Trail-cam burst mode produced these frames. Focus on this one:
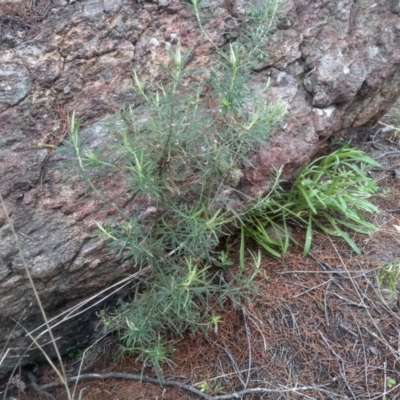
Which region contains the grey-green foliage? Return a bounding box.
[106,258,261,377]
[62,0,285,376]
[378,262,400,293]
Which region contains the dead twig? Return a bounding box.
[324,280,332,327]
[339,324,358,339]
[242,306,268,352]
[329,292,370,309]
[374,150,400,160]
[308,252,333,271]
[242,310,251,389]
[215,343,245,387]
[292,279,332,299]
[319,331,357,400]
[27,372,56,400]
[37,371,337,400]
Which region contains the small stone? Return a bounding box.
[170,33,178,43]
[149,38,160,47]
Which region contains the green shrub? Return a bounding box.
[61,0,382,374]
[61,0,284,376]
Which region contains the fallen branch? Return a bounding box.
[36,371,337,399]
[27,372,56,400]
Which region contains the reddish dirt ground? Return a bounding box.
[4,127,400,400]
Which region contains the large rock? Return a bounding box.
[0,0,400,377]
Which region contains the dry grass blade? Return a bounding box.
[0,192,74,399]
